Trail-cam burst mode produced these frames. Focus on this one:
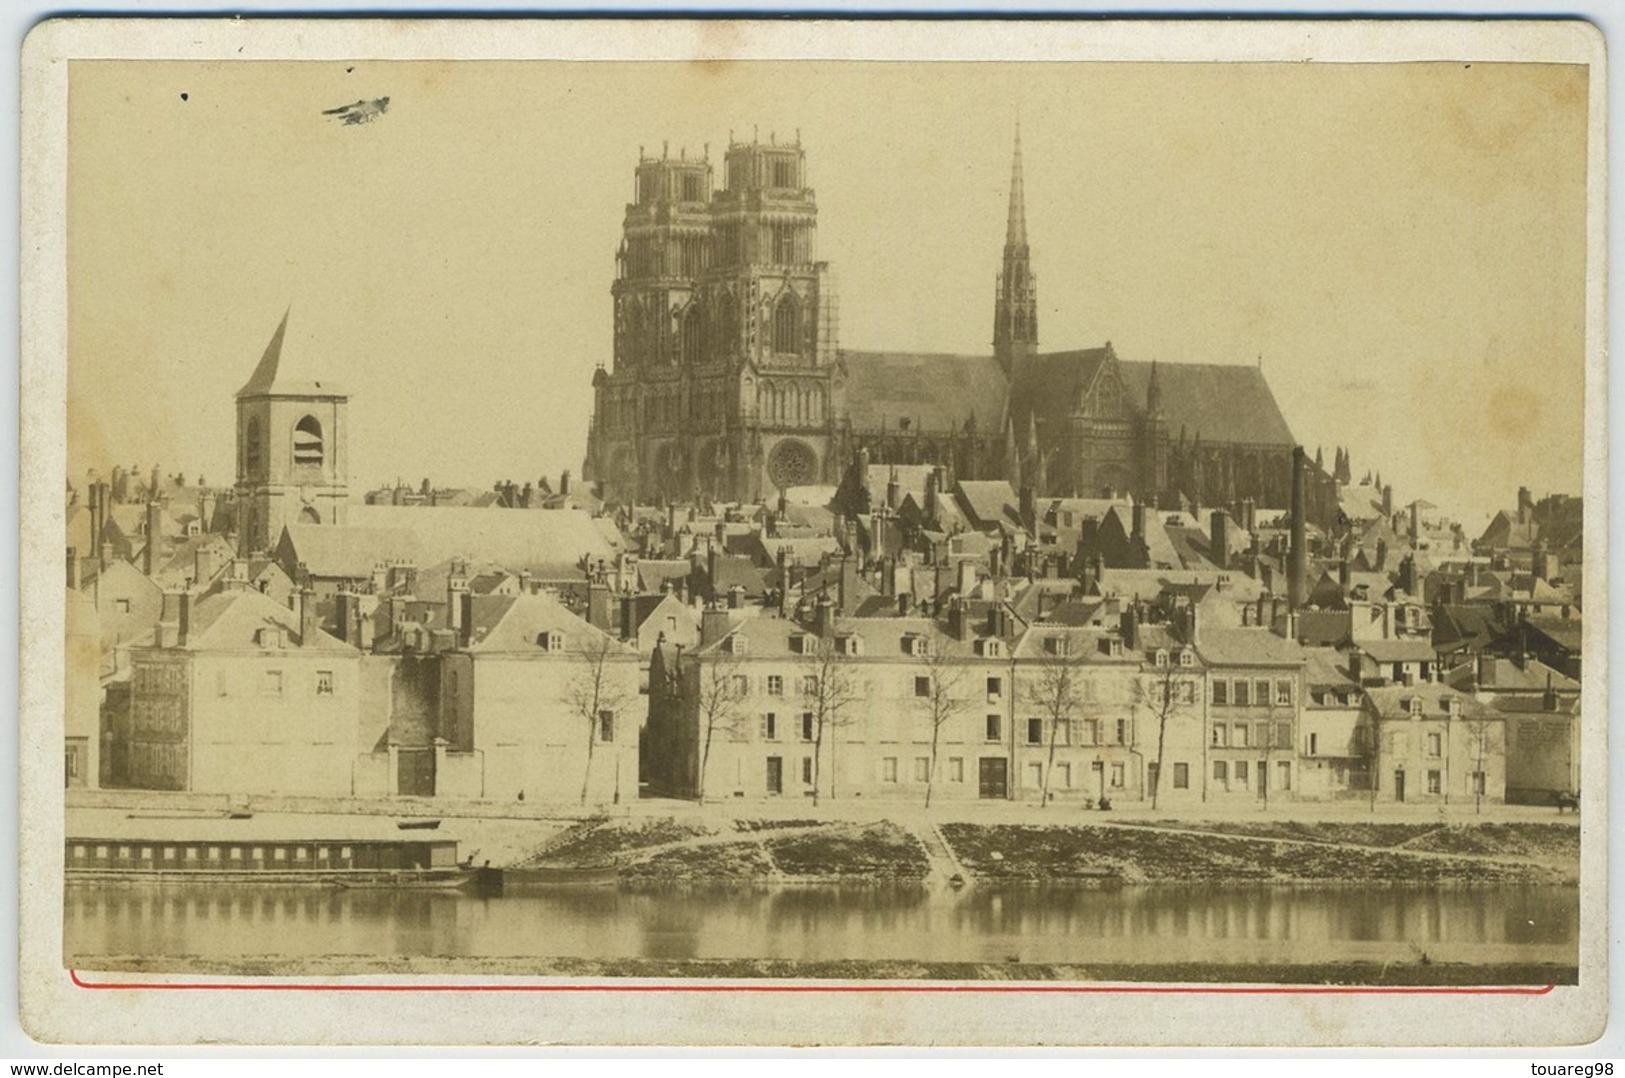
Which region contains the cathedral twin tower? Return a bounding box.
[585,127,1307,518]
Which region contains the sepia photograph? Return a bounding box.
[18,18,1607,1046]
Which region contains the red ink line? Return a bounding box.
[69,970,1556,996]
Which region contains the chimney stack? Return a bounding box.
[88,483,102,553]
[957,559,978,598]
[776,548,790,617]
[447,561,468,635]
[814,592,836,638]
[298,586,319,645]
[66,546,80,591]
[1518,485,1533,524]
[1131,500,1147,543]
[1209,511,1230,571]
[1543,671,1558,712]
[1532,540,1552,583]
[156,590,182,648]
[1381,483,1393,518]
[560,469,572,497]
[1409,501,1421,542]
[1287,446,1307,612]
[586,576,612,633]
[143,498,163,577]
[701,604,732,647]
[886,466,900,512]
[177,591,193,647]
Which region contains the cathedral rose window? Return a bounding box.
[768,439,816,491]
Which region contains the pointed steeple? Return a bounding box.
[993,121,1038,377]
[1146,359,1163,417]
[1006,120,1028,249]
[237,307,291,398]
[1004,414,1022,490]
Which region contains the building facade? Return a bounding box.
[586,130,1339,526]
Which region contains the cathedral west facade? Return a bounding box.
[584,129,1330,521]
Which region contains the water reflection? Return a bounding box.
[65,882,1578,968]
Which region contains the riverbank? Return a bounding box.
[518,816,1577,886]
[62,802,1580,886]
[68,953,1578,986]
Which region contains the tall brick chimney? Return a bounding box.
[298,586,319,646]
[143,498,162,577]
[1209,511,1229,571]
[1287,446,1307,612]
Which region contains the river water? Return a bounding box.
[65,882,1577,969]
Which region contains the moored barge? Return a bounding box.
[65,812,478,889]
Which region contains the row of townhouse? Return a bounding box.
[104,577,1542,810]
[107,583,641,804]
[645,599,1244,807]
[643,595,1535,809]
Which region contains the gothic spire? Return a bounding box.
[1006,120,1028,250]
[993,121,1038,375]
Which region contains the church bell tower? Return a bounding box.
[234,310,349,556]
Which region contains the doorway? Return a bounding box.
[978,757,1008,799]
[397,748,435,797]
[1394,769,1406,802]
[766,756,783,795]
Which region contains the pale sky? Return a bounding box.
[67,59,1589,523]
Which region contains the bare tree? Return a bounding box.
[1024,636,1082,809]
[1465,707,1498,814]
[916,645,969,809]
[566,631,634,806]
[1131,658,1198,811]
[798,635,860,806]
[694,649,749,803]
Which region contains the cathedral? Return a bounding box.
[584,128,1330,522]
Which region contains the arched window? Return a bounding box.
[681,307,704,365]
[715,292,739,357]
[244,417,262,476]
[772,294,800,356]
[293,416,324,467]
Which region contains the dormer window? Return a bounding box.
[1178,649,1194,667]
[1443,696,1460,717]
[906,635,929,658]
[790,632,811,655]
[1408,696,1423,717]
[727,634,749,656]
[1107,638,1123,657]
[254,627,283,649]
[537,630,565,653]
[837,634,863,657]
[1154,649,1169,667]
[1045,636,1065,656]
[975,638,1003,659]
